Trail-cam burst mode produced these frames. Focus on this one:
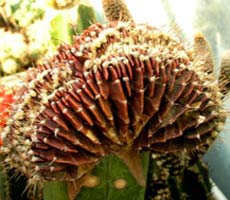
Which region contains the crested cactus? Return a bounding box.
[1,19,226,198]
[0,0,228,199]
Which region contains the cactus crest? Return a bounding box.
[0,20,226,188]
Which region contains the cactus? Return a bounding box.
[0,157,10,200]
[218,50,230,98]
[50,14,74,47]
[76,4,97,34]
[47,0,79,9]
[145,149,217,200]
[0,85,14,133]
[43,181,69,200]
[193,32,215,75]
[0,0,45,29]
[77,153,149,200]
[1,18,226,199]
[102,0,134,22]
[0,0,51,76]
[0,0,228,200]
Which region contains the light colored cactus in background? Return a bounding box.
[102,0,134,22]
[0,29,28,75]
[47,0,79,9]
[0,0,45,28]
[218,50,230,98]
[193,32,215,75]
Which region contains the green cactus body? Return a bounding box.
[0,157,10,200]
[43,181,69,200]
[76,4,97,34]
[50,14,74,47]
[77,152,149,200]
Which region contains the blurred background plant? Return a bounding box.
[0,0,97,76]
[0,0,47,75]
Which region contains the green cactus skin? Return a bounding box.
[218,50,230,98]
[50,14,74,47]
[77,152,150,200]
[76,4,96,34]
[42,152,150,200]
[43,181,69,200]
[0,158,10,200]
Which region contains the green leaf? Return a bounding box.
[77,152,150,200]
[50,14,74,47]
[43,181,69,200]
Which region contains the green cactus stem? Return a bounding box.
[42,152,149,200]
[77,152,150,200]
[43,181,69,200]
[76,4,96,34]
[0,158,10,200]
[50,14,74,47]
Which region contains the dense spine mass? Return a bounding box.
[0,21,225,182]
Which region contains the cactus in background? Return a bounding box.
[47,0,79,9]
[193,32,215,75]
[0,85,15,200]
[146,149,216,199]
[50,14,74,47]
[0,0,50,76]
[0,157,10,200]
[102,0,134,22]
[76,3,97,33]
[0,29,28,75]
[0,85,14,133]
[218,50,230,98]
[0,0,45,29]
[194,0,230,66]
